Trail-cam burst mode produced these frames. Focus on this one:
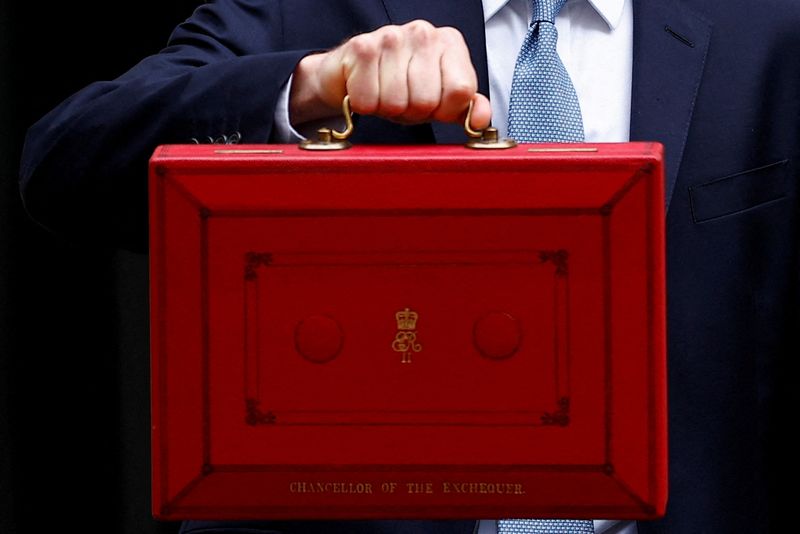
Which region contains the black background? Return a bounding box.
[3,3,795,534]
[1,2,203,533]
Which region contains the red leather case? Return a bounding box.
[149,142,667,520]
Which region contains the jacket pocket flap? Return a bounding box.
[689,159,789,223]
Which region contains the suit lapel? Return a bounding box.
[630,0,712,212]
[381,0,489,143]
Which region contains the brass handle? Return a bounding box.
[464,99,483,139]
[464,100,517,149]
[299,95,355,150]
[331,95,354,140]
[301,95,516,150]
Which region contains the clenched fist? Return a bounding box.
[290,20,492,131]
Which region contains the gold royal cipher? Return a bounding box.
[392,307,422,364]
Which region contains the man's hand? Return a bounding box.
[290,20,491,132]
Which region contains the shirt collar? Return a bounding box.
[483,0,626,30]
[482,0,512,22]
[586,0,626,30]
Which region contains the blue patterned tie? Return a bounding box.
[507,0,584,142]
[500,3,591,531]
[497,519,594,534]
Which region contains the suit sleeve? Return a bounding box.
[18,0,313,251]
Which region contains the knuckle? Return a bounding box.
[438,26,466,46]
[444,78,475,101]
[409,97,438,116]
[405,19,435,41]
[379,26,404,49]
[348,95,379,115]
[345,84,379,114]
[378,97,408,117]
[347,34,378,60]
[379,105,406,118]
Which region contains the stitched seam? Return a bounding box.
[380,0,393,22]
[691,159,789,190]
[688,184,700,223]
[692,194,787,224]
[665,15,713,213]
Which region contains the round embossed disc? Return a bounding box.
[473,312,522,360]
[294,315,344,364]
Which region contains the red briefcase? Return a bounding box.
[148,129,667,520]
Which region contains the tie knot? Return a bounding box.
[531,0,568,24]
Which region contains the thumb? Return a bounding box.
[466,93,492,132]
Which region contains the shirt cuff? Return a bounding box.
[272,74,304,143]
[272,73,347,143]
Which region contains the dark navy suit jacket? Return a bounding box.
[19,1,800,532]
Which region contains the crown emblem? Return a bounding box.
[393,307,421,364]
[395,308,418,331]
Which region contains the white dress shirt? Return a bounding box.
[481,4,635,533]
[276,2,638,532]
[484,0,632,142]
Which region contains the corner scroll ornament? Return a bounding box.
[541,397,571,426]
[244,252,273,280]
[539,250,569,276]
[246,398,277,426]
[391,308,422,364]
